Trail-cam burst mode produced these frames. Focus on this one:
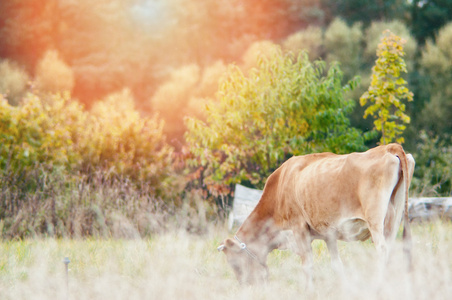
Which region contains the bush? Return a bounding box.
[185,49,366,198]
[0,59,30,105]
[150,62,227,146]
[83,89,176,196]
[0,92,86,236]
[0,92,83,181]
[34,50,74,94]
[411,132,452,196]
[282,26,324,61]
[324,18,363,81]
[0,89,182,238]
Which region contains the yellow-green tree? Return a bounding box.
[185,49,365,197]
[360,30,413,145]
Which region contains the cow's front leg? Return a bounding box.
[325,237,343,275]
[293,223,313,290]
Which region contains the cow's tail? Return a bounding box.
[388,143,413,271]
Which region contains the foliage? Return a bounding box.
[360,30,413,145]
[411,131,451,196]
[1,0,452,236]
[324,18,363,81]
[0,0,328,103]
[282,26,324,61]
[0,0,451,149]
[363,21,416,70]
[323,0,409,26]
[34,50,74,94]
[0,0,58,69]
[0,59,30,105]
[0,92,83,179]
[419,22,452,140]
[0,89,178,197]
[408,0,452,44]
[241,41,282,72]
[185,49,365,196]
[149,62,227,147]
[0,89,184,238]
[84,89,175,195]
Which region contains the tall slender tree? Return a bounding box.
[360,30,413,145]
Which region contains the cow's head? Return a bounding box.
[217,237,268,285]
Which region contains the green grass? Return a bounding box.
[0,222,451,299]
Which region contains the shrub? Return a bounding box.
[150,62,227,146]
[82,89,176,196]
[0,92,86,236]
[0,89,183,238]
[0,92,84,181]
[411,132,452,196]
[324,18,363,81]
[282,26,324,61]
[185,49,366,199]
[34,50,74,94]
[0,59,30,105]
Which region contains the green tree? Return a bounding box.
[322,0,408,26]
[282,26,324,61]
[185,49,365,197]
[411,131,451,196]
[408,0,452,44]
[419,22,452,141]
[360,30,413,145]
[324,18,363,81]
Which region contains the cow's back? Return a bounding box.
[259,146,403,240]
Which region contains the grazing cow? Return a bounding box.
[217,143,415,285]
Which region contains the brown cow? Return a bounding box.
[218,143,415,285]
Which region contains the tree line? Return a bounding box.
[0,0,451,237]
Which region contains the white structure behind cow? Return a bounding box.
[228,184,263,230]
[409,197,452,221]
[230,187,452,229]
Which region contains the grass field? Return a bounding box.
[0,221,451,300]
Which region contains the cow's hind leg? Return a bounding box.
[293,223,314,290]
[367,218,389,265]
[364,161,399,265]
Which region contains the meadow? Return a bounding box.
[1,220,451,300]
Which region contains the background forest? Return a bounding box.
[0,0,452,238]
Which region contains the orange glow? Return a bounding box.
[0,0,320,144]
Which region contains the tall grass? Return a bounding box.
[0,167,214,239]
[0,221,451,300]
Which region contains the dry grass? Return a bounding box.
[0,221,451,300]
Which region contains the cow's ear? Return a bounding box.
[225,238,235,248]
[217,239,233,252]
[224,238,242,252]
